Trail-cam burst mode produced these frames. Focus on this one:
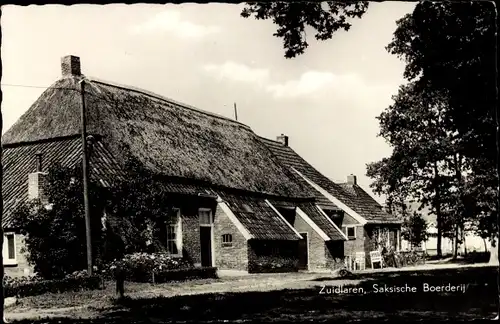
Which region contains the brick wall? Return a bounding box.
[343,225,403,268]
[343,225,366,256]
[294,214,327,271]
[4,234,34,278]
[213,203,248,271]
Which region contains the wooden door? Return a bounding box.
[200,226,212,267]
[298,233,308,270]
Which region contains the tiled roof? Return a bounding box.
[268,199,346,241]
[1,135,125,228]
[259,137,401,225]
[337,183,402,224]
[260,137,340,209]
[1,135,215,228]
[218,191,301,241]
[298,204,346,241]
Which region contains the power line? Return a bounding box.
[0,82,125,105]
[1,83,79,91]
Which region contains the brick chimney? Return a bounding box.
[276,134,289,146]
[28,154,48,204]
[61,55,81,77]
[347,174,357,185]
[35,151,43,172]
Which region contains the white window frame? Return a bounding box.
[3,232,17,266]
[166,208,182,257]
[344,225,357,240]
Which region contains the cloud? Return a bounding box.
[203,62,383,100]
[266,71,347,98]
[131,10,221,38]
[203,61,270,84]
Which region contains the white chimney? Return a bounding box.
[28,171,48,203]
[28,153,48,203]
[347,174,357,185]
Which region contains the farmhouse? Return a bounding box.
[2,55,351,277]
[260,136,403,268]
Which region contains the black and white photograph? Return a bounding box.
[0,1,498,323]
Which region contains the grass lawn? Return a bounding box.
[7,266,499,323]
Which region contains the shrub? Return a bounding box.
[248,256,299,273]
[3,275,41,288]
[384,250,426,268]
[4,275,102,298]
[104,252,193,282]
[153,267,218,283]
[463,251,490,263]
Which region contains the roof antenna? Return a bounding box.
[234,102,238,121]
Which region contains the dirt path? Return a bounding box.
[6,273,346,321]
[8,263,488,322]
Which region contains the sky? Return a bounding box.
[0,2,416,203]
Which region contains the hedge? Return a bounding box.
[4,275,103,298]
[248,256,299,273]
[125,266,218,283]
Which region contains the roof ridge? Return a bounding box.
[85,76,252,130]
[256,135,281,144]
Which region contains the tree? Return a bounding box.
[11,157,179,280]
[241,2,369,58]
[401,212,428,249]
[11,165,106,279]
[386,1,498,262]
[103,157,177,255]
[367,82,458,258]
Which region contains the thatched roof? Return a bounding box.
[2,74,314,199]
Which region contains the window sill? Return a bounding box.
[3,261,18,267]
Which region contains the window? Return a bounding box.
[345,226,356,239]
[277,207,296,226]
[270,246,280,256]
[322,209,343,227]
[222,234,233,247]
[199,209,212,226]
[3,233,17,265]
[166,209,182,257]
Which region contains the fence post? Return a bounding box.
[116,268,125,299]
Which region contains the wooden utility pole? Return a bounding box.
[234,102,238,121]
[80,79,93,276]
